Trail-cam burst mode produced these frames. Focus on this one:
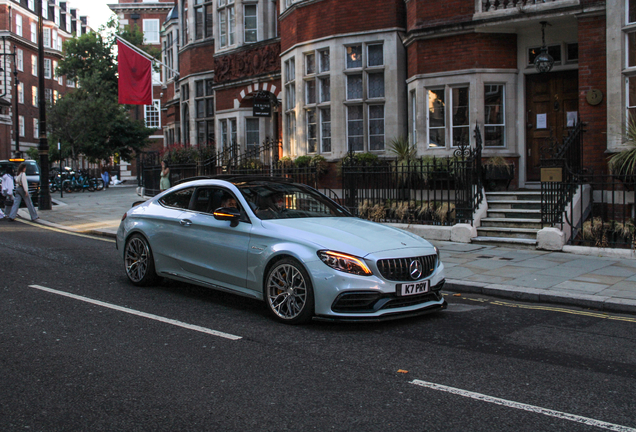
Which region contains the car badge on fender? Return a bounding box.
[409,260,423,280]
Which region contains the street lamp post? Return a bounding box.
[13,45,20,158]
[37,0,51,210]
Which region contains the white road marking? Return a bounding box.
[29,285,242,341]
[411,380,636,432]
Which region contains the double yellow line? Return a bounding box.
[457,294,636,323]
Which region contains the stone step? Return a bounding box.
[471,236,537,249]
[487,209,542,219]
[476,227,538,240]
[488,200,541,210]
[481,217,543,229]
[486,191,542,201]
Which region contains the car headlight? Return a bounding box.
[434,246,441,267]
[318,251,372,276]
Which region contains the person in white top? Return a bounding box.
[1,165,15,217]
[7,162,38,222]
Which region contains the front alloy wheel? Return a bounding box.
[265,258,314,324]
[124,234,158,286]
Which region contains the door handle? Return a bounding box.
[180,219,192,227]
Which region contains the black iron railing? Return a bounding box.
[562,173,636,249]
[340,125,483,226]
[540,121,585,227]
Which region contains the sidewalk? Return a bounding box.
[19,185,636,315]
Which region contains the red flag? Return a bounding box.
[117,39,152,105]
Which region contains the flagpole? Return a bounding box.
[115,35,179,78]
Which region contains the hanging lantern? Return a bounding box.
[534,22,554,74]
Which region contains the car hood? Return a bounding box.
[262,217,433,257]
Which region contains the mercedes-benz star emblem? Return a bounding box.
[409,260,423,280]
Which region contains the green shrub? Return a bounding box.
[293,155,312,167]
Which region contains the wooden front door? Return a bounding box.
[525,70,579,181]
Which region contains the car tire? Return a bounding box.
[124,234,159,286]
[264,258,314,324]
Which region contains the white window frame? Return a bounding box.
[245,118,260,151]
[31,55,37,76]
[41,2,48,20]
[218,0,236,48]
[16,49,23,71]
[346,105,364,152]
[52,30,58,51]
[28,0,35,10]
[368,105,385,151]
[55,7,60,26]
[320,107,331,153]
[34,118,39,138]
[31,22,37,42]
[344,43,385,152]
[450,86,470,148]
[306,108,317,153]
[143,19,160,44]
[44,28,51,48]
[44,58,52,79]
[19,116,25,137]
[484,84,506,148]
[16,15,22,37]
[144,99,161,129]
[427,88,445,149]
[244,4,257,43]
[32,85,38,107]
[410,90,417,145]
[18,83,24,104]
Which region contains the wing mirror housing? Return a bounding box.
[213,207,241,227]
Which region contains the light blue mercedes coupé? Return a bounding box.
[117,177,447,324]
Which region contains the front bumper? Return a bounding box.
[306,258,446,321]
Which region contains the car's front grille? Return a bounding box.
[331,280,445,313]
[377,254,437,281]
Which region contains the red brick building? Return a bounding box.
[405,0,607,188]
[0,0,90,160]
[114,0,628,189]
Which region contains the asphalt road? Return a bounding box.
[1,220,635,432]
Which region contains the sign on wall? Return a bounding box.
[253,93,271,117]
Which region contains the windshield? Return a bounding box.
[25,162,40,176]
[236,181,350,220]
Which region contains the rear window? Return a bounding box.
[158,187,194,210]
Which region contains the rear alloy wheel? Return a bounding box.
[124,234,159,286]
[265,258,314,324]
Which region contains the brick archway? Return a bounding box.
[234,83,281,108]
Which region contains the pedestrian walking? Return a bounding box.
[160,161,170,192]
[1,166,15,217]
[7,163,38,222]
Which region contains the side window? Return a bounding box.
[159,187,195,209]
[194,187,242,215]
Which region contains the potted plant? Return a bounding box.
[388,137,420,196]
[609,114,636,189]
[482,156,515,190]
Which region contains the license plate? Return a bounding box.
[397,281,429,296]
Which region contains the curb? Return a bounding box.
[444,279,636,315]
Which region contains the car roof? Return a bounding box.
[175,175,296,187]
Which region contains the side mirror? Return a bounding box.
[213,206,241,227]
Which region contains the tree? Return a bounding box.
[49,21,157,166]
[48,74,152,165]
